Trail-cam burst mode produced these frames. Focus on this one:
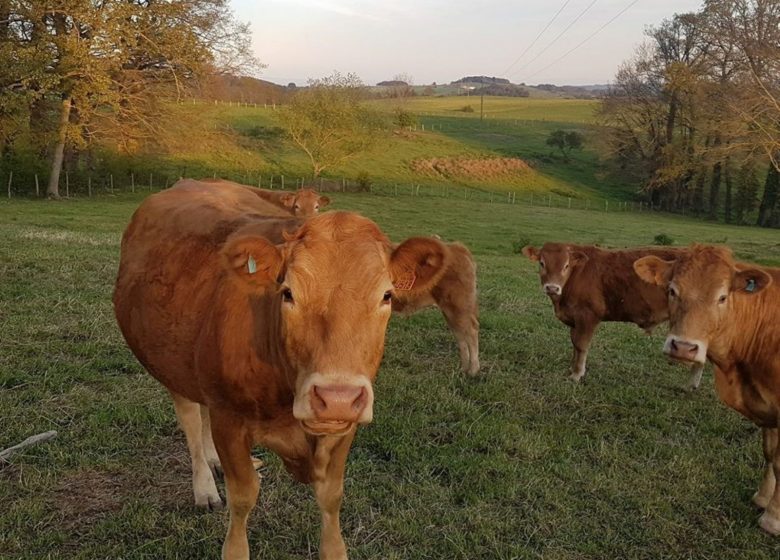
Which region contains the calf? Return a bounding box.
[113,179,449,559]
[634,245,779,535]
[392,241,480,375]
[522,242,704,387]
[199,178,330,217]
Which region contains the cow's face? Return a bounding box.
[281,189,330,218]
[634,246,772,364]
[223,212,448,436]
[522,243,587,298]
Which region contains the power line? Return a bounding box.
[501,0,573,76]
[510,0,598,79]
[521,0,642,82]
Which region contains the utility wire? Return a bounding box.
[510,0,598,79]
[501,0,573,76]
[521,0,642,82]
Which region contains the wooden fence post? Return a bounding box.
[34,174,39,197]
[269,176,274,189]
[110,174,114,193]
[149,173,152,190]
[131,173,135,193]
[7,171,12,198]
[281,175,284,190]
[88,176,92,197]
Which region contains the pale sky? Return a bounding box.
[232,0,704,86]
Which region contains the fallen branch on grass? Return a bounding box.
[0,430,58,464]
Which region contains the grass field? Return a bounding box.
[2,191,780,559]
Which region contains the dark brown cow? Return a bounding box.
[634,245,780,535]
[522,242,704,387]
[392,241,479,375]
[199,178,330,218]
[113,179,450,559]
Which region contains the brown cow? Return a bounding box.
[113,179,450,559]
[392,241,480,375]
[199,178,330,218]
[522,242,704,388]
[634,245,779,535]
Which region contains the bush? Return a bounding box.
[460,105,474,113]
[394,109,418,128]
[355,171,372,192]
[653,233,674,246]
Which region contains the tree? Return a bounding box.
[279,72,386,177]
[0,0,258,198]
[546,130,584,161]
[734,159,760,223]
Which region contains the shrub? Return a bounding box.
[460,105,474,113]
[394,109,418,128]
[653,233,674,246]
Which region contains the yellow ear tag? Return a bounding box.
[247,255,257,275]
[394,270,416,291]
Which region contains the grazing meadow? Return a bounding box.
[2,190,780,559]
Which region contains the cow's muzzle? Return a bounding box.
[294,374,374,435]
[664,335,706,364]
[544,283,562,296]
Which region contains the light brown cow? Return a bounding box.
[392,241,480,375]
[199,178,330,218]
[522,242,704,388]
[634,244,780,535]
[113,179,450,559]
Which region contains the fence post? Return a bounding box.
[568,197,571,209]
[7,171,12,198]
[281,175,284,190]
[342,177,345,192]
[416,185,420,196]
[394,184,398,196]
[131,173,135,193]
[149,173,152,190]
[35,174,39,197]
[269,176,274,189]
[605,200,608,212]
[110,174,114,193]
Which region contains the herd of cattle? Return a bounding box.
[112,178,779,559]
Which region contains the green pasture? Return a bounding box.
[83,96,617,201]
[2,190,780,559]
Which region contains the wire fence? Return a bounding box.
[1,169,662,214]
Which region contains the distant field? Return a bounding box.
[2,191,780,559]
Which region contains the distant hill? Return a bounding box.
[473,83,530,97]
[452,76,510,85]
[377,80,409,87]
[532,83,606,99]
[199,74,288,104]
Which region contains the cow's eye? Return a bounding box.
[282,288,294,303]
[668,286,678,298]
[563,263,569,271]
[314,205,319,210]
[539,261,545,269]
[294,204,301,210]
[718,294,728,304]
[382,291,392,304]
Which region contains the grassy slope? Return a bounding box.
[143,97,619,201]
[2,192,780,559]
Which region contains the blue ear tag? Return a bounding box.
[746,278,756,293]
[247,255,257,275]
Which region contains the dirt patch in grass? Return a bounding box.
[411,156,532,181]
[50,436,193,532]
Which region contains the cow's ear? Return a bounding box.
[570,251,588,265]
[280,193,295,208]
[221,235,283,291]
[521,245,539,261]
[634,256,673,286]
[390,237,449,294]
[318,195,331,208]
[733,268,772,294]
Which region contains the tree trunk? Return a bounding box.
[47,96,71,199]
[757,161,779,227]
[723,156,733,223]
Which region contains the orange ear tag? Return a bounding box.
[394,270,416,291]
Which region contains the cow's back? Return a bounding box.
[563,247,681,327]
[113,180,300,402]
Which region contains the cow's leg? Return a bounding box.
[312,430,356,560]
[759,428,780,535]
[754,428,778,509]
[170,392,222,510]
[687,362,705,391]
[440,303,480,376]
[569,319,597,381]
[200,405,222,476]
[212,413,260,560]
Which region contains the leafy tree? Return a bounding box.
[734,160,760,223]
[546,130,584,161]
[279,72,385,177]
[0,0,257,198]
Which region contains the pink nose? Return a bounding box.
[311,384,367,422]
[669,338,699,361]
[544,283,561,296]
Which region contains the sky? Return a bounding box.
[232,0,704,86]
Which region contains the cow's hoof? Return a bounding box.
[759,511,780,535]
[686,382,700,392]
[195,492,224,511]
[753,491,771,510]
[568,372,585,382]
